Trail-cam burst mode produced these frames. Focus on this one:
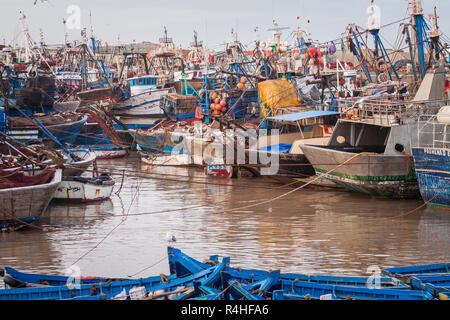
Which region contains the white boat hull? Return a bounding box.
[53,179,115,202]
[114,88,170,117]
[0,169,62,231]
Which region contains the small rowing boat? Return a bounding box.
[53,173,115,202]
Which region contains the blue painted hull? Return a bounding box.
[384,263,450,275]
[168,247,408,288]
[44,117,87,146]
[0,266,131,288]
[2,248,448,300]
[0,265,217,300]
[412,147,450,208]
[276,279,432,300]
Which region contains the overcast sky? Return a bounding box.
[1,0,449,51]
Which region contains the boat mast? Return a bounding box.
[19,12,36,63]
[410,0,427,79]
[367,0,399,82]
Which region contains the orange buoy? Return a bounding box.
[210,103,216,109]
[212,110,221,116]
[237,82,244,89]
[220,99,226,107]
[214,98,221,104]
[240,76,247,83]
[221,106,227,112]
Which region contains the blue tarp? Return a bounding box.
[267,110,339,122]
[259,144,292,154]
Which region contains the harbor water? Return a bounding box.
[1,153,449,280]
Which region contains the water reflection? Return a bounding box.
[0,156,449,279]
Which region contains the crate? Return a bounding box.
[162,94,198,115]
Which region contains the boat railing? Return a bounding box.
[350,97,449,126]
[415,104,450,149]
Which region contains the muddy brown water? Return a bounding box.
[1,153,449,281]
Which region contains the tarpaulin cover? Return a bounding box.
[0,167,55,190]
[259,143,292,154]
[258,79,300,108]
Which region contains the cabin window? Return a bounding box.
[138,79,143,85]
[329,121,391,153]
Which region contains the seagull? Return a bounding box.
[166,232,176,243]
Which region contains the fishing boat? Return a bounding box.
[300,64,448,199]
[61,149,97,177]
[76,87,115,106]
[139,151,203,168]
[53,100,81,113]
[0,167,62,231]
[74,145,128,159]
[272,280,432,300]
[6,113,87,146]
[0,266,130,288]
[53,173,115,202]
[2,247,447,301]
[384,263,450,276]
[0,262,223,300]
[168,247,440,300]
[247,109,338,179]
[411,106,450,208]
[113,75,172,119]
[168,247,407,288]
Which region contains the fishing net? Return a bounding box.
[0,167,56,190]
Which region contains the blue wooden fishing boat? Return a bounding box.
[383,263,450,276]
[2,247,446,300]
[168,247,408,288]
[0,266,129,288]
[168,248,436,301]
[274,279,433,300]
[0,262,223,300]
[409,275,450,300]
[410,274,450,288]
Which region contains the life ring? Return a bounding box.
[377,72,388,83]
[376,59,387,73]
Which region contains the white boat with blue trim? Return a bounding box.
[113,75,173,118]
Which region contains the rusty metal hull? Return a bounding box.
[300,145,420,199]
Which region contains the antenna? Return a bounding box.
[89,10,94,38]
[267,20,290,52]
[367,0,381,31]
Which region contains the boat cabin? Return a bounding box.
[255,110,339,153]
[127,75,161,96]
[326,119,420,156]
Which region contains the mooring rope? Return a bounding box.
[375,180,450,221]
